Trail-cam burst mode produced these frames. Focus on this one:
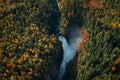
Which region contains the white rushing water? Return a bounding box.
[57,31,82,80]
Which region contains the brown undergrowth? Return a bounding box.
[77,28,89,70]
[88,0,102,8]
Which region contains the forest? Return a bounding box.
[0,0,120,80]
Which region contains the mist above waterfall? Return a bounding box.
[57,25,83,80]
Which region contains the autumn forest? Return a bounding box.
[0,0,120,80]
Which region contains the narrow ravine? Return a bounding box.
[57,25,83,80]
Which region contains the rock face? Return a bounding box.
[65,24,82,43]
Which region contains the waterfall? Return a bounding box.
[57,33,82,80]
